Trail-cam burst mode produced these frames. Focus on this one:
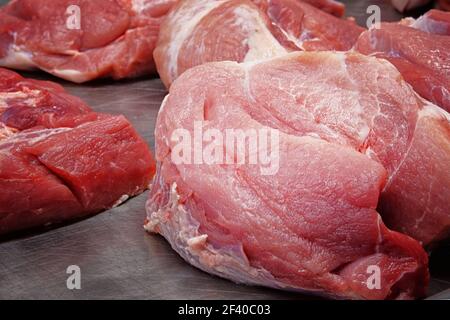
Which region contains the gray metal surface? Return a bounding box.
[0,0,449,300]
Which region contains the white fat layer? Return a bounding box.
[157,95,171,148]
[132,0,172,13]
[145,181,351,299]
[164,0,226,81]
[0,127,72,147]
[230,6,287,62]
[112,194,130,208]
[47,68,90,84]
[132,0,151,13]
[399,17,416,26]
[0,90,43,109]
[0,45,35,70]
[418,100,450,122]
[0,33,89,82]
[277,27,307,51]
[341,53,373,142]
[158,94,170,116]
[144,183,286,287]
[412,15,449,35]
[0,123,17,140]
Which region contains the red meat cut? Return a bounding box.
[0,0,177,83]
[154,0,364,88]
[0,68,156,235]
[146,51,445,299]
[355,16,450,113]
[298,0,345,17]
[403,9,450,35]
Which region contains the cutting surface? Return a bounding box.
[0,0,448,299]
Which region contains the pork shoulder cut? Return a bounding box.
[154,0,364,88]
[145,51,444,299]
[0,68,156,235]
[0,0,177,83]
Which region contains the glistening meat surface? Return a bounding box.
[145,52,438,299]
[0,68,156,235]
[355,16,450,113]
[154,0,364,88]
[0,0,177,83]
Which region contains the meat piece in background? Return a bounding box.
[154,0,364,88]
[276,0,345,17]
[145,51,447,299]
[355,16,450,113]
[440,0,450,10]
[0,68,156,235]
[0,0,177,83]
[391,0,450,12]
[402,9,450,34]
[391,0,431,12]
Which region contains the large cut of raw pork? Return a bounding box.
[0,68,156,235]
[154,0,364,88]
[0,0,176,83]
[355,14,450,113]
[144,51,450,299]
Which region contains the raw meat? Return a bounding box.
[299,0,345,17]
[391,0,431,12]
[0,0,177,83]
[0,68,156,235]
[154,0,364,88]
[440,0,450,10]
[355,20,450,113]
[403,9,450,35]
[391,0,450,11]
[146,52,441,299]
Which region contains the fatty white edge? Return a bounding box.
[112,194,130,208]
[144,181,348,299]
[418,97,450,122]
[0,35,89,82]
[46,68,90,84]
[0,127,72,146]
[164,0,227,81]
[0,43,35,70]
[230,6,287,62]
